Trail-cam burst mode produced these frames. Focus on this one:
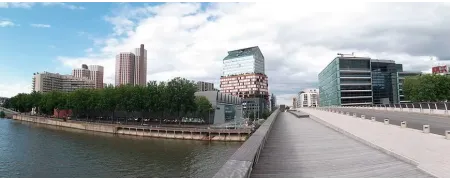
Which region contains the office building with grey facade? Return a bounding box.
[194,90,242,125]
[196,81,215,92]
[318,55,421,106]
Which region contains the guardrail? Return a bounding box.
[320,102,450,116]
[213,109,281,178]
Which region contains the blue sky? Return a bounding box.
[0,2,212,88]
[0,3,131,78]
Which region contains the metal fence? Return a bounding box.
[353,102,448,110]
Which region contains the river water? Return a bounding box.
[0,118,242,178]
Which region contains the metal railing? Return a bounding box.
[320,102,450,115]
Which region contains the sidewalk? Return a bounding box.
[301,108,450,178]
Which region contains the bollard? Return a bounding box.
[353,113,356,117]
[400,121,407,128]
[446,131,450,140]
[346,112,350,115]
[361,115,365,119]
[384,118,389,125]
[371,117,376,122]
[423,125,430,134]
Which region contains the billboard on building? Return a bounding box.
[432,65,448,74]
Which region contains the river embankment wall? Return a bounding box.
[12,114,250,142]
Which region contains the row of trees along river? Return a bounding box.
[403,74,450,102]
[3,77,217,125]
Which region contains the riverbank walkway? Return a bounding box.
[249,112,431,178]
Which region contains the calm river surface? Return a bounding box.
[0,118,242,178]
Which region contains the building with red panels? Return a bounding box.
[220,73,269,99]
[220,46,269,118]
[432,65,449,75]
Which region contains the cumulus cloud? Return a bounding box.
[0,2,84,10]
[30,23,51,28]
[41,2,85,10]
[57,2,450,105]
[0,2,35,9]
[0,20,15,27]
[0,83,31,98]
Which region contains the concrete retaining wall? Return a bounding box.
[13,114,117,133]
[12,114,249,142]
[213,109,281,178]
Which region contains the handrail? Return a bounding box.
[213,109,280,178]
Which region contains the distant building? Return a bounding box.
[270,93,276,111]
[88,65,104,89]
[194,90,242,124]
[73,64,104,89]
[298,89,319,107]
[431,65,449,75]
[115,44,147,86]
[72,64,90,79]
[197,81,215,92]
[220,46,269,117]
[32,71,95,93]
[115,52,135,86]
[318,54,420,106]
[292,97,297,109]
[134,44,147,86]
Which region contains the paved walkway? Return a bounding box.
[250,112,431,178]
[302,108,450,178]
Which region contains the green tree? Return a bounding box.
[0,111,5,118]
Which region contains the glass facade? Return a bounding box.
[318,58,340,106]
[338,58,372,106]
[224,104,236,122]
[222,46,265,76]
[223,55,261,76]
[319,56,418,107]
[371,60,397,105]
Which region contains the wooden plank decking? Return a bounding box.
[250,112,433,178]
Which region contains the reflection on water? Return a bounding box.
[0,118,242,178]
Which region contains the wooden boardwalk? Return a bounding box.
[250,112,432,178]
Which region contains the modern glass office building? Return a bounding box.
[318,55,419,106]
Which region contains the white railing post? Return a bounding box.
[445,103,448,115]
[435,103,438,114]
[428,103,431,114]
[411,103,414,112]
[420,103,423,113]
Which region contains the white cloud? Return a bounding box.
[0,20,15,27]
[41,2,85,10]
[0,2,84,10]
[30,23,51,28]
[0,83,31,98]
[53,2,450,105]
[0,2,35,9]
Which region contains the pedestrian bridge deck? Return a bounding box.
[250,112,431,178]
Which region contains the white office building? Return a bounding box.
[297,88,319,107]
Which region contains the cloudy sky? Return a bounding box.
[0,2,448,105]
